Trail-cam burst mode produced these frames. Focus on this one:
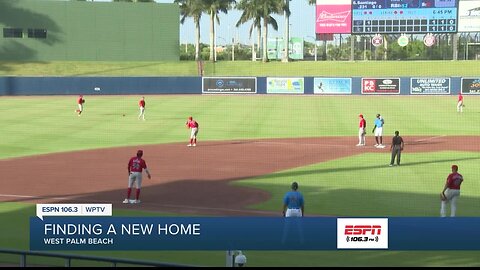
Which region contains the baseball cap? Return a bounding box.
[188,116,193,120]
[137,150,143,156]
[359,114,363,118]
[452,165,458,170]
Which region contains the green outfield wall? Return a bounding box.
[0,0,179,61]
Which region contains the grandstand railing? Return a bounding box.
[0,248,196,267]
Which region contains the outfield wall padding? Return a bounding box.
[0,76,469,96]
[0,77,200,95]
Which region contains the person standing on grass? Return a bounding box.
[440,165,463,217]
[389,131,404,166]
[372,114,385,148]
[357,114,367,146]
[138,96,146,120]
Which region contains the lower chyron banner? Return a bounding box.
[202,77,256,94]
[30,217,480,251]
[361,78,400,94]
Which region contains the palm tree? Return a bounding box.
[282,0,291,62]
[175,0,205,61]
[236,0,263,61]
[204,0,236,62]
[237,0,283,62]
[260,0,284,62]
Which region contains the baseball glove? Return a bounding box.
[82,99,85,104]
[440,193,447,201]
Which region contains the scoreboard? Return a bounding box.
[352,0,458,34]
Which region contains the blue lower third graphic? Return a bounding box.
[29,217,480,250]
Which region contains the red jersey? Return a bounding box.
[446,172,463,190]
[77,97,84,104]
[139,100,145,108]
[359,118,366,128]
[186,120,199,128]
[458,94,463,102]
[128,157,147,173]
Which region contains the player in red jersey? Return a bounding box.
[185,116,199,147]
[457,92,464,113]
[124,150,151,204]
[138,96,146,120]
[357,114,366,146]
[440,165,463,217]
[75,95,85,116]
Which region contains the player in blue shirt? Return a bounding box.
[372,114,385,148]
[282,182,304,217]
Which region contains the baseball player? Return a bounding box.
[138,96,146,120]
[185,116,199,147]
[372,114,385,148]
[124,150,151,204]
[75,95,85,116]
[457,92,464,113]
[282,182,304,217]
[440,165,463,217]
[357,114,366,146]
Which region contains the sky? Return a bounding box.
[90,0,316,45]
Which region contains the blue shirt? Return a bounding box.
[374,117,384,128]
[283,191,304,209]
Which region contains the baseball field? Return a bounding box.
[0,61,480,266]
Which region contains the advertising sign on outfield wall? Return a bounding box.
[267,78,304,94]
[313,78,352,94]
[202,77,256,94]
[411,78,450,94]
[361,78,400,94]
[462,78,480,94]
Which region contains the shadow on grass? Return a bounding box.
[71,62,165,77]
[254,156,480,180]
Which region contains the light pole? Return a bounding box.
[306,36,317,61]
[217,36,226,60]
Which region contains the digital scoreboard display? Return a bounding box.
[352,0,458,34]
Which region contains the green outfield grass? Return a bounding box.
[1,95,479,159]
[0,60,479,76]
[1,95,480,266]
[234,151,480,217]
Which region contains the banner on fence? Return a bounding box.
[267,78,305,94]
[361,78,400,94]
[202,77,256,94]
[411,78,450,94]
[313,78,352,94]
[462,78,480,94]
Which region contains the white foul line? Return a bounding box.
[0,193,278,215]
[414,135,447,142]
[252,141,350,148]
[0,194,70,200]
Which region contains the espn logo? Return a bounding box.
[337,218,388,249]
[345,225,382,235]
